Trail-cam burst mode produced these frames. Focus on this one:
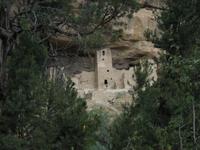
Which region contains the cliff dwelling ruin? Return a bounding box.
[47,1,160,115]
[48,46,158,115]
[71,48,135,91]
[48,48,137,115]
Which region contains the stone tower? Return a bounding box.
[96,48,115,89]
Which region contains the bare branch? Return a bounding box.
[140,3,167,10]
[39,34,51,44]
[192,100,197,150]
[179,126,183,150]
[0,27,13,38]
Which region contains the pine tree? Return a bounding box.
[0,33,101,150]
[0,1,140,149]
[0,0,139,85]
[0,33,48,149]
[157,0,200,56]
[111,0,200,149]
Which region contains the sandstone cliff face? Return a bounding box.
[49,0,162,115]
[51,2,161,71]
[111,5,161,68]
[139,0,162,7]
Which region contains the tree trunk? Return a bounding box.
[192,100,197,150]
[179,126,183,150]
[0,38,3,87]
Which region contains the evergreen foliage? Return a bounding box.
[3,0,200,149]
[112,52,200,149]
[111,0,200,149]
[0,1,139,149]
[0,33,101,150]
[0,0,139,87]
[157,0,200,55]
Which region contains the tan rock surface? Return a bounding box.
[49,1,162,115]
[139,0,163,7]
[110,40,160,69]
[113,8,158,42]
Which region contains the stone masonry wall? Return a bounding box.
[49,0,162,115]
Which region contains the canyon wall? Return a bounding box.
[49,0,162,115]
